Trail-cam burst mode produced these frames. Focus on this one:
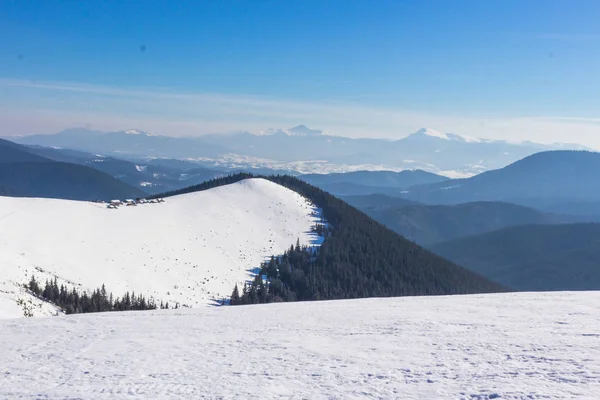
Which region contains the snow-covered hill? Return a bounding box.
[1,291,599,398]
[0,178,321,318]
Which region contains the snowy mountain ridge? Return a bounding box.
[406,128,465,141]
[405,127,589,148]
[0,178,322,319]
[7,126,592,178]
[256,124,328,137]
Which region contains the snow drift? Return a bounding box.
[0,178,321,318]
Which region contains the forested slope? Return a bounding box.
[155,173,507,303]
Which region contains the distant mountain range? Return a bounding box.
[342,194,418,209]
[431,223,600,291]
[6,126,590,177]
[346,196,579,246]
[301,170,448,188]
[0,137,50,163]
[24,145,225,195]
[300,170,448,197]
[402,150,600,215]
[0,138,145,201]
[4,132,600,294]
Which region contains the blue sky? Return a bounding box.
[1,0,600,145]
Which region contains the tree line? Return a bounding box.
[152,173,507,306]
[147,172,254,199]
[25,276,174,314]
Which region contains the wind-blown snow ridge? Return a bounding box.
[1,291,599,398]
[0,178,322,318]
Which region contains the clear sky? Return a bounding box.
[1,0,600,146]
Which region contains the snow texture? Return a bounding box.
[1,292,599,399]
[0,283,62,319]
[0,178,321,318]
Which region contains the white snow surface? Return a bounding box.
[0,178,321,318]
[0,283,62,319]
[1,291,599,399]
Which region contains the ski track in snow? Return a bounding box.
[0,292,599,399]
[0,178,322,318]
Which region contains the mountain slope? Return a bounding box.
[298,170,449,197]
[431,223,600,291]
[163,174,505,302]
[308,182,412,197]
[25,145,224,194]
[352,201,571,246]
[0,185,20,196]
[0,178,321,318]
[301,170,448,188]
[0,138,51,163]
[342,194,419,209]
[0,162,146,201]
[12,128,230,158]
[1,292,599,399]
[0,139,146,201]
[405,150,600,206]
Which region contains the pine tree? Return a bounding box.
[28,275,40,295]
[230,284,240,305]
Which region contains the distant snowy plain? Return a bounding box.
[1,292,599,399]
[0,178,321,318]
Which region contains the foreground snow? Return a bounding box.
[0,178,320,318]
[1,292,599,399]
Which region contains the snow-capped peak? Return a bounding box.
[123,129,158,137]
[413,128,450,140]
[446,133,481,143]
[256,125,327,137]
[408,128,481,143]
[125,129,146,135]
[286,125,324,136]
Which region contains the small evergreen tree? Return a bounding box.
[230,284,240,305]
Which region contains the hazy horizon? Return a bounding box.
[2,118,596,150]
[2,1,600,146]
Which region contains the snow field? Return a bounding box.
[0,178,321,318]
[1,291,599,399]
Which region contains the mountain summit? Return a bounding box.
[259,125,325,137]
[406,128,481,143]
[286,125,324,136]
